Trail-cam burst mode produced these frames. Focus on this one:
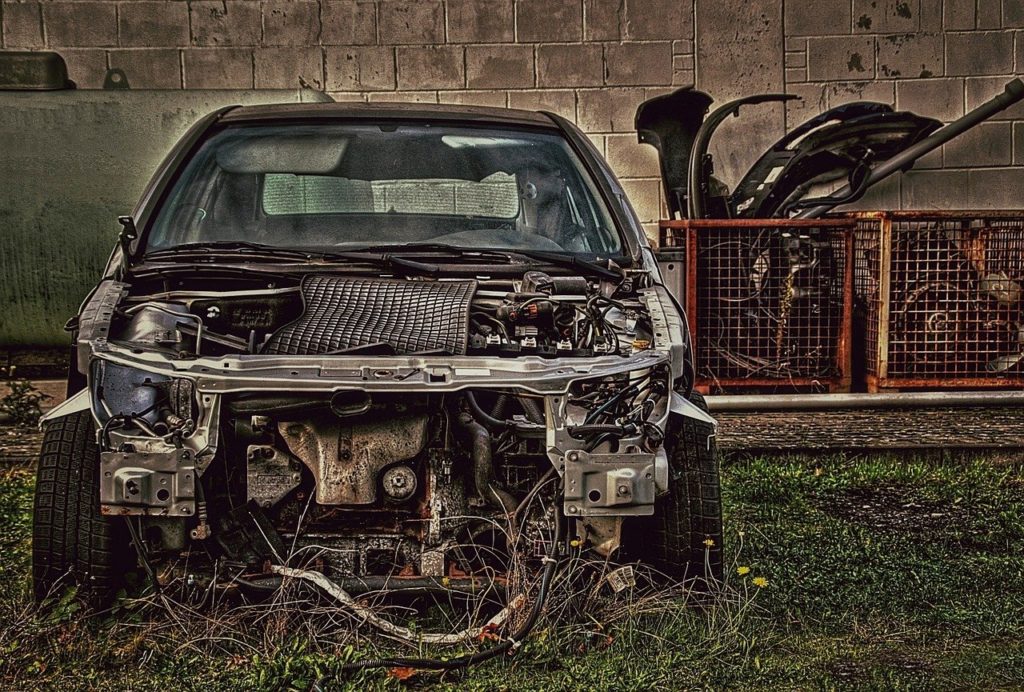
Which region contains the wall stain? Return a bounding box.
[847,53,866,73]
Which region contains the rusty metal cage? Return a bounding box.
[659,219,855,393]
[850,211,1024,391]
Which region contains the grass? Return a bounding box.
[1,450,1023,689]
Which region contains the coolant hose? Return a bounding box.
[464,391,545,438]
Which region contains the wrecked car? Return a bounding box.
[32,103,722,628]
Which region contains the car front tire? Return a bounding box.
[32,411,129,606]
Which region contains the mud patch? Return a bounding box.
[816,485,967,534]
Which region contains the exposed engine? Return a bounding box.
[81,269,684,589]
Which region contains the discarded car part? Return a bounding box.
[731,108,940,218]
[0,51,72,90]
[687,93,799,219]
[279,411,429,505]
[850,211,1024,391]
[634,87,714,219]
[707,389,1024,411]
[797,79,1024,219]
[246,445,302,508]
[99,448,196,516]
[659,218,855,393]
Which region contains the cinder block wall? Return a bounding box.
[3,0,1023,232]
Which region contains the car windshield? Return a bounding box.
[145,122,623,256]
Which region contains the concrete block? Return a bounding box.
[2,2,43,48]
[943,121,1013,167]
[107,49,181,89]
[322,1,376,45]
[853,0,920,33]
[605,42,672,86]
[786,51,806,69]
[672,39,694,55]
[396,45,464,90]
[1013,122,1024,164]
[576,87,645,132]
[605,133,660,178]
[117,2,189,48]
[977,0,1001,29]
[379,1,444,44]
[517,0,582,42]
[326,46,395,91]
[367,91,438,103]
[876,33,942,79]
[587,133,605,156]
[623,0,693,41]
[697,1,784,96]
[507,89,576,120]
[786,67,807,83]
[967,168,1024,207]
[584,0,622,41]
[263,1,321,47]
[966,76,1024,120]
[896,77,964,121]
[438,90,508,107]
[1006,0,1024,27]
[919,0,942,31]
[183,48,254,88]
[784,82,828,128]
[901,169,969,209]
[256,47,324,89]
[672,63,694,87]
[537,43,602,88]
[44,2,116,47]
[942,0,974,30]
[619,178,661,223]
[190,1,261,47]
[466,44,534,89]
[448,0,514,43]
[946,31,1013,75]
[58,48,107,88]
[807,36,875,82]
[827,80,896,107]
[786,0,852,35]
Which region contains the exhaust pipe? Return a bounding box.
[797,78,1024,219]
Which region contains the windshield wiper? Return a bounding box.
[144,241,318,261]
[340,243,624,280]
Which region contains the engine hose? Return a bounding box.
[457,412,519,513]
[338,504,565,673]
[491,394,509,419]
[520,397,545,424]
[464,391,545,438]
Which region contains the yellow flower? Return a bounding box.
[736,566,751,576]
[752,576,768,588]
[703,538,715,547]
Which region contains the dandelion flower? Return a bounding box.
[737,566,751,576]
[703,538,715,547]
[752,576,768,588]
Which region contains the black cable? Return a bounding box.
[337,504,565,673]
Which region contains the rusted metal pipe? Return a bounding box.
[707,390,1024,412]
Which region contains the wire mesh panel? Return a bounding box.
[851,211,1024,390]
[660,219,855,393]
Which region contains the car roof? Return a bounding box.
[218,102,560,129]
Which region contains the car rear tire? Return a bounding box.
[32,411,129,606]
[625,391,724,584]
